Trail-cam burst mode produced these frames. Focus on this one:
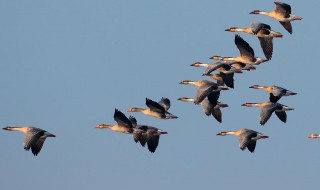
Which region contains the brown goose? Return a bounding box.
[96,109,138,134]
[242,101,294,125]
[128,97,178,119]
[250,2,302,34]
[217,128,268,153]
[225,21,283,60]
[178,95,228,123]
[179,80,228,104]
[3,126,56,156]
[210,35,268,65]
[249,85,297,103]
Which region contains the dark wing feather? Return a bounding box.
[194,83,217,104]
[279,21,292,34]
[128,116,137,128]
[114,109,132,128]
[260,104,281,125]
[24,130,44,151]
[212,108,222,123]
[275,111,287,123]
[158,97,171,111]
[269,93,281,103]
[273,87,287,97]
[203,63,225,75]
[146,98,165,113]
[220,72,234,88]
[251,21,271,34]
[147,135,160,153]
[133,133,147,147]
[201,99,213,116]
[235,34,254,57]
[246,140,257,153]
[258,37,273,60]
[275,2,291,15]
[239,131,257,152]
[31,137,46,156]
[207,91,220,106]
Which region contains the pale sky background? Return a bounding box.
[0,1,317,190]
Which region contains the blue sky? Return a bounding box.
[0,1,317,189]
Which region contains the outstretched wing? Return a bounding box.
[158,97,171,111]
[114,109,133,128]
[31,137,47,156]
[251,21,271,35]
[235,34,254,57]
[258,37,273,60]
[146,98,165,113]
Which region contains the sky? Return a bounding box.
[0,1,317,189]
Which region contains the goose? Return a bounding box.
[308,134,320,139]
[217,128,268,153]
[225,21,283,60]
[3,126,56,156]
[128,97,178,119]
[249,85,297,103]
[179,80,228,104]
[128,116,167,153]
[178,94,228,123]
[250,2,302,34]
[210,35,268,65]
[191,62,242,88]
[242,101,294,125]
[96,108,139,134]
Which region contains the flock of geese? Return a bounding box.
[3,2,317,156]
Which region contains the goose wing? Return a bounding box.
[274,2,291,17]
[31,137,47,156]
[235,34,254,57]
[194,82,217,104]
[279,21,292,34]
[239,131,257,153]
[251,21,271,35]
[275,111,287,123]
[260,103,282,125]
[158,97,171,111]
[146,98,165,113]
[147,135,160,153]
[24,128,45,151]
[114,109,132,128]
[258,37,273,60]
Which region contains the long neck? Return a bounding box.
[181,81,199,86]
[258,11,269,15]
[242,103,260,107]
[179,98,195,102]
[251,85,266,89]
[237,28,253,34]
[226,131,236,135]
[223,57,236,62]
[197,63,210,67]
[128,108,146,112]
[3,126,28,133]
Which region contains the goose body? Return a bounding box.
[249,85,297,103]
[133,125,167,153]
[217,128,268,153]
[128,98,178,119]
[211,35,268,65]
[96,109,138,134]
[178,93,228,123]
[225,21,283,60]
[242,101,294,125]
[3,126,56,156]
[179,80,228,104]
[250,2,302,34]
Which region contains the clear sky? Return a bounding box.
[0,1,317,190]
